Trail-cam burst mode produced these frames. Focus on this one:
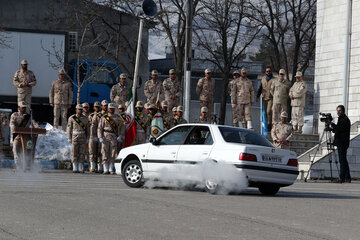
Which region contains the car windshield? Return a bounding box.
[218,126,273,147]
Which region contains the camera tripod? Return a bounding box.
[304,125,340,182]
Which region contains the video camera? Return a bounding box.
[319,112,333,123]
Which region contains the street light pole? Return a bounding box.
[183,0,192,122]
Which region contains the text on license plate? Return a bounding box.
[261,155,282,163]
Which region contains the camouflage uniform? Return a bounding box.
[289,79,307,130]
[97,111,125,173]
[196,77,215,116]
[144,80,164,104]
[67,113,88,165]
[134,110,147,145]
[49,78,73,131]
[163,78,181,111]
[228,77,239,126]
[258,76,276,126]
[271,122,293,150]
[13,69,36,112]
[270,78,290,124]
[194,117,211,124]
[91,108,107,172]
[231,77,255,124]
[110,83,129,106]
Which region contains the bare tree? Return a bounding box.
[193,0,260,124]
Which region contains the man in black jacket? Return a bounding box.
[326,105,351,183]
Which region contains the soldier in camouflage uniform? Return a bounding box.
[110,73,129,107]
[270,69,290,124]
[231,68,255,129]
[88,101,101,172]
[144,70,164,104]
[196,69,215,116]
[145,103,157,139]
[82,102,91,166]
[101,100,108,115]
[163,69,181,111]
[49,69,73,131]
[134,101,147,145]
[289,71,307,133]
[13,60,37,113]
[271,111,293,149]
[67,104,88,173]
[170,106,188,128]
[160,101,171,130]
[98,103,125,174]
[82,103,90,119]
[194,107,212,123]
[228,70,240,126]
[10,101,40,172]
[257,66,276,129]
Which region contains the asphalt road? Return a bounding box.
[0,169,359,240]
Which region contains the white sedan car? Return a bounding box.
[116,124,299,195]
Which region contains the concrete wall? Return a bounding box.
[315,0,360,132]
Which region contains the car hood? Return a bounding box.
[117,143,150,159]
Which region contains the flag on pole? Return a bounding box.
[261,101,268,137]
[123,98,136,148]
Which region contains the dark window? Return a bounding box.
[158,126,191,145]
[219,126,273,147]
[185,126,213,145]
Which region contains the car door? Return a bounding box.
[145,125,192,173]
[176,126,215,181]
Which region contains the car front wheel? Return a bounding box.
[122,160,144,188]
[204,178,222,194]
[258,184,280,195]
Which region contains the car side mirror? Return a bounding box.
[150,137,158,145]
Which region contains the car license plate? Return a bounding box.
[261,155,282,163]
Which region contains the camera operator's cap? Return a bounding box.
[172,107,177,112]
[241,68,247,73]
[118,104,124,109]
[205,69,211,74]
[295,71,303,77]
[20,59,28,65]
[120,73,127,79]
[59,69,66,74]
[101,100,108,106]
[280,111,288,118]
[233,70,240,75]
[161,100,168,107]
[82,102,90,108]
[201,106,208,113]
[18,101,27,107]
[177,106,184,112]
[151,69,158,75]
[169,69,175,74]
[108,103,116,109]
[94,101,101,107]
[135,101,143,108]
[279,69,286,74]
[76,104,83,109]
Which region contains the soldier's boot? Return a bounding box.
[97,163,103,174]
[109,163,115,175]
[298,126,303,134]
[247,121,254,130]
[72,162,79,173]
[78,163,84,173]
[103,163,110,174]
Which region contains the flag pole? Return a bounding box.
[132,18,144,111]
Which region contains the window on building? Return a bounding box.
[68,32,78,51]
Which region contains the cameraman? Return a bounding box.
[325,105,351,183]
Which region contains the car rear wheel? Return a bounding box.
[258,184,280,195]
[122,160,144,188]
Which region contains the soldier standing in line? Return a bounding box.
[271,111,293,149]
[110,73,129,107]
[88,101,101,172]
[231,68,255,129]
[118,104,126,114]
[144,70,164,104]
[171,107,177,119]
[270,69,290,124]
[145,103,157,140]
[160,101,171,130]
[101,100,108,115]
[82,103,90,119]
[163,69,181,111]
[196,69,215,116]
[194,107,212,123]
[170,106,188,128]
[67,104,88,173]
[49,69,73,131]
[289,71,307,133]
[228,70,240,127]
[117,104,127,152]
[98,103,125,174]
[10,101,40,172]
[134,101,147,145]
[13,60,36,113]
[82,102,91,167]
[257,66,276,130]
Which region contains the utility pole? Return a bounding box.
[183,0,192,122]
